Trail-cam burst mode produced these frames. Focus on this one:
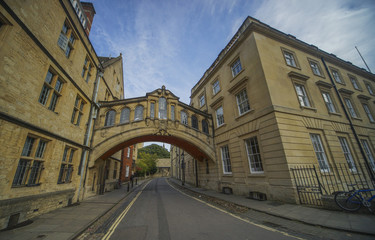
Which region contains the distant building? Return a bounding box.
[120,145,135,182]
[155,158,171,177]
[0,0,123,229]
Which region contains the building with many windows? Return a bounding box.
[0,0,124,229]
[176,16,375,204]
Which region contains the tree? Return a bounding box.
[136,152,157,176]
[138,144,170,158]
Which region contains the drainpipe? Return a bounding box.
[321,57,375,182]
[77,70,104,202]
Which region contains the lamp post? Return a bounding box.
[181,151,185,186]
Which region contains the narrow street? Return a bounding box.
[98,178,301,240]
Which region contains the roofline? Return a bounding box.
[191,16,375,98]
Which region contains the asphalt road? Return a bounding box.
[103,178,301,240]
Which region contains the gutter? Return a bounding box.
[321,57,375,182]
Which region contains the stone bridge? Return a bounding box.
[89,86,216,167]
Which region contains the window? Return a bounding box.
[127,147,130,158]
[216,106,224,127]
[120,108,130,124]
[365,83,374,95]
[331,69,344,84]
[134,105,144,121]
[202,119,209,134]
[71,95,85,126]
[150,102,155,119]
[231,58,242,77]
[13,136,46,187]
[236,89,250,115]
[349,76,361,90]
[361,139,375,170]
[344,98,358,118]
[338,137,357,172]
[245,137,263,173]
[363,103,374,122]
[310,134,330,172]
[180,111,188,125]
[57,21,75,58]
[212,80,220,95]
[191,115,198,129]
[309,60,322,76]
[105,110,116,126]
[294,84,310,107]
[322,92,336,113]
[58,147,75,184]
[39,69,63,112]
[159,97,167,119]
[199,95,205,107]
[282,49,297,67]
[171,105,175,121]
[81,57,92,83]
[113,162,118,179]
[221,145,232,174]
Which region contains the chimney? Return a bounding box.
[81,2,96,36]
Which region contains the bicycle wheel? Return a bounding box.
[334,191,362,212]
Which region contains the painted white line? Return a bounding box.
[101,180,152,240]
[167,180,305,240]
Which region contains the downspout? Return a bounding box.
[321,57,375,182]
[77,70,103,202]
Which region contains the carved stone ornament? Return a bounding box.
[154,129,171,136]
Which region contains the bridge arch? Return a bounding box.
[88,86,216,168]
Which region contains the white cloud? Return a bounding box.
[254,0,375,71]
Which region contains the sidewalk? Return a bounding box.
[0,179,148,240]
[168,178,375,236]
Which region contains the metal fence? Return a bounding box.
[290,163,375,206]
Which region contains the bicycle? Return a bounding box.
[334,185,375,213]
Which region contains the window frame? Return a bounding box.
[120,107,130,124]
[310,133,330,172]
[38,69,64,112]
[105,110,116,126]
[361,139,375,170]
[308,58,323,77]
[362,103,375,122]
[281,48,299,68]
[134,105,144,121]
[231,58,242,77]
[236,88,251,115]
[344,97,359,119]
[57,20,76,58]
[338,136,357,172]
[321,91,337,113]
[220,145,232,174]
[245,136,264,174]
[180,111,188,125]
[57,146,76,184]
[215,106,224,127]
[348,75,361,90]
[330,68,345,85]
[159,97,167,119]
[199,94,205,108]
[191,115,198,129]
[294,83,311,107]
[365,82,375,95]
[71,95,85,126]
[212,79,221,95]
[12,135,47,187]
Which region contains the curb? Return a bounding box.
[70,179,151,240]
[168,178,375,237]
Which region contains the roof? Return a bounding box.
[98,54,122,68]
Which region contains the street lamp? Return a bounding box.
[181,151,185,186]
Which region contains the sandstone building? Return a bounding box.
[173,17,375,204]
[0,0,124,229]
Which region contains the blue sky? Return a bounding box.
[88,0,375,149]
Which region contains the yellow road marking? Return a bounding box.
[101,180,151,240]
[167,180,305,240]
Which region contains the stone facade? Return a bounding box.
[0,0,123,229]
[187,17,375,203]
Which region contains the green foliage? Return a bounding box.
[138,144,170,158]
[135,152,157,176]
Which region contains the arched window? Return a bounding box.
[191,115,198,129]
[202,119,209,134]
[180,111,188,125]
[159,97,167,119]
[134,105,144,121]
[105,110,116,126]
[120,108,130,124]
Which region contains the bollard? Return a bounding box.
[136,178,138,185]
[131,179,134,188]
[127,182,130,192]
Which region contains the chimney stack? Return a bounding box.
[81,2,96,36]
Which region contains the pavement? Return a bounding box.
[0,177,374,240]
[168,178,375,236]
